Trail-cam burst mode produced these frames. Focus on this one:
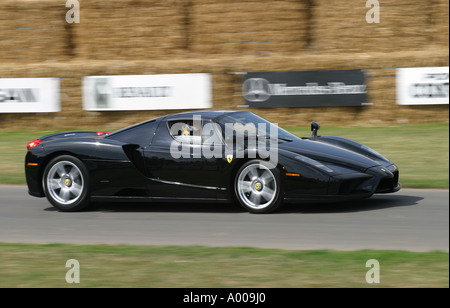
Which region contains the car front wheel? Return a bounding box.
[235,160,283,214]
[43,155,90,212]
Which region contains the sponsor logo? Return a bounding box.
[409,73,449,99]
[227,154,233,164]
[243,78,271,102]
[112,87,173,98]
[0,88,39,103]
[243,78,367,103]
[91,79,174,108]
[93,78,111,108]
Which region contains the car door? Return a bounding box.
[143,118,228,199]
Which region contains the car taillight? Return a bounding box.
[27,139,43,150]
[96,131,113,136]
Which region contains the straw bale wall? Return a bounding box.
[0,0,448,130]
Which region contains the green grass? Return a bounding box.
[0,243,447,288]
[0,123,448,188]
[0,130,62,185]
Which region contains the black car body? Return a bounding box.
[25,111,400,213]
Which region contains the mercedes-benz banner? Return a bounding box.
[397,67,449,105]
[83,74,212,111]
[242,70,368,108]
[0,78,60,113]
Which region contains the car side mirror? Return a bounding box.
[311,121,320,139]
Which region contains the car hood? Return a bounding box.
[278,139,384,172]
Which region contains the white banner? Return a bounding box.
[0,78,60,113]
[83,74,212,111]
[397,67,449,105]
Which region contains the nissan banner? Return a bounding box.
[83,74,212,111]
[242,70,368,108]
[0,78,60,113]
[396,67,449,105]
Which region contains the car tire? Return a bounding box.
[43,155,90,212]
[234,160,283,214]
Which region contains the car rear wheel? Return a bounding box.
[235,160,283,214]
[43,155,90,212]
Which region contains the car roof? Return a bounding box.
[163,110,241,121]
[108,110,244,137]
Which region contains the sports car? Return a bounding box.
[25,110,401,213]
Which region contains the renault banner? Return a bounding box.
[241,70,368,108]
[83,74,212,111]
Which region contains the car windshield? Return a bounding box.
[215,111,299,143]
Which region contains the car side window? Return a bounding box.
[167,119,224,146]
[201,121,223,145]
[168,120,202,145]
[108,120,158,147]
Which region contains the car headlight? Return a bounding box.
[295,155,334,173]
[386,164,398,172]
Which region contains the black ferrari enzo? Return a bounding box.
[25,111,400,213]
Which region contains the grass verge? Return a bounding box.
[0,243,448,288]
[0,123,448,188]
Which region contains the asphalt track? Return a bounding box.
[0,186,448,252]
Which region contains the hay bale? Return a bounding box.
[432,0,449,47]
[189,0,309,56]
[75,0,187,60]
[0,0,70,63]
[312,0,434,53]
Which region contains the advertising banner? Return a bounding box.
[397,67,449,105]
[83,74,212,111]
[241,70,368,108]
[0,78,60,113]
